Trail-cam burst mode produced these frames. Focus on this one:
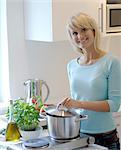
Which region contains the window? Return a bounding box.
[0,0,10,103]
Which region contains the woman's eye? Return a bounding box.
[72,32,78,35]
[81,28,86,32]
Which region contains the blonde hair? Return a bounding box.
[67,12,101,54]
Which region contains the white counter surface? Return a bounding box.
[0,130,108,150]
[0,143,108,150]
[0,115,108,150]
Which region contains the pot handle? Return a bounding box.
[75,115,88,122]
[41,80,50,103]
[39,106,47,119]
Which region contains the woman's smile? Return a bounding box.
[77,36,92,49]
[71,28,95,49]
[80,37,89,44]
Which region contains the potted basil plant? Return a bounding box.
[8,99,43,140]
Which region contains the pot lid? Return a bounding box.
[45,106,79,117]
[23,138,49,148]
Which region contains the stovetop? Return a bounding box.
[22,133,95,150]
[7,133,108,150]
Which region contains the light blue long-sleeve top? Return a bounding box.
[67,52,121,133]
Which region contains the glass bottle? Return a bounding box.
[5,100,21,141]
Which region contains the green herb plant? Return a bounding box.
[8,100,40,131]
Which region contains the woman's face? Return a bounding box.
[70,27,95,50]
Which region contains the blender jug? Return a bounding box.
[24,79,50,104]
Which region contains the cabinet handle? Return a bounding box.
[98,3,103,32]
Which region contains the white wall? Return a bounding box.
[7,0,29,101]
[101,36,121,57]
[7,0,121,104]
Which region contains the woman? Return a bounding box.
[57,12,121,149]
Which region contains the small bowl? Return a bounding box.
[20,126,43,140]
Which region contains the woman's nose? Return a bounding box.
[77,33,84,40]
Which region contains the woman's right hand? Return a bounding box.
[57,97,78,110]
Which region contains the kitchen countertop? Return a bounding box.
[0,106,120,150]
[0,115,108,150]
[0,129,108,150]
[0,139,108,150]
[0,142,108,150]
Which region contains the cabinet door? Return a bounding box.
[24,0,53,41]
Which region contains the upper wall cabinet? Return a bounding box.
[24,0,121,42]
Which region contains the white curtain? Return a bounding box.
[0,0,10,103]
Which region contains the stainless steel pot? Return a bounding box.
[40,106,88,140]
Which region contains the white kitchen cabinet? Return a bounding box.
[24,0,101,41]
[113,111,121,147]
